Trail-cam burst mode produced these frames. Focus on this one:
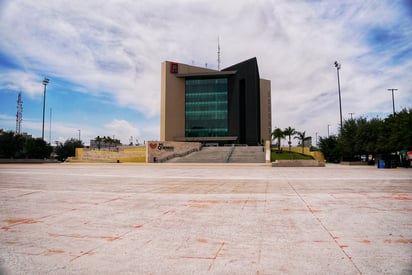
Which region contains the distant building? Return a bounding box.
[160,57,271,145]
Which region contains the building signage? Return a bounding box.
[149,142,174,151]
[157,143,174,151]
[170,62,178,74]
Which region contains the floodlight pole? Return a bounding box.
[387,88,398,115]
[41,78,49,141]
[334,61,343,133]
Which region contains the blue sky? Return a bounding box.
[1,0,411,145]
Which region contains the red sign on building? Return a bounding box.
[170,63,178,74]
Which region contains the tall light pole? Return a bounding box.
[41,78,49,141]
[334,61,343,133]
[387,88,398,115]
[78,129,81,141]
[49,108,52,144]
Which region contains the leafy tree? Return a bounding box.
[271,128,285,151]
[56,138,84,161]
[339,119,358,160]
[24,138,52,159]
[283,126,296,152]
[377,108,412,152]
[354,117,382,160]
[104,136,114,149]
[294,131,310,154]
[318,135,341,163]
[95,136,102,150]
[0,131,27,158]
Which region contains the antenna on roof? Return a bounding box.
[217,36,221,71]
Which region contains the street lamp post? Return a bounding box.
[78,129,81,141]
[387,88,398,115]
[334,61,343,133]
[41,78,49,141]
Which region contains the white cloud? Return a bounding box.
[103,119,141,145]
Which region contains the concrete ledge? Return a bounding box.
[271,160,325,167]
[341,161,368,166]
[0,159,60,164]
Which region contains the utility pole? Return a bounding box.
[49,108,52,144]
[348,112,355,119]
[387,88,398,115]
[41,78,49,140]
[16,92,23,134]
[334,61,343,132]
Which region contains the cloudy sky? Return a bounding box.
[1,0,411,145]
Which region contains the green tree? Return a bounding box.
[339,119,357,160]
[0,131,26,158]
[354,117,382,160]
[319,135,341,163]
[271,128,285,151]
[95,136,102,150]
[56,138,84,161]
[294,131,310,154]
[283,126,296,152]
[24,138,52,159]
[377,108,412,152]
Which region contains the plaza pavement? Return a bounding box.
[0,163,411,274]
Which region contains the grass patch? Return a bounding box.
[271,150,314,161]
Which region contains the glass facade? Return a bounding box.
[185,78,228,137]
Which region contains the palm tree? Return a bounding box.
[294,131,310,154]
[283,126,296,152]
[95,136,102,150]
[104,136,114,150]
[271,128,285,151]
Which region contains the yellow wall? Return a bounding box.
[71,147,146,163]
[283,146,325,162]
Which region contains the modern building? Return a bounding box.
[160,57,271,146]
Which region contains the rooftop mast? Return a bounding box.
[217,37,221,71]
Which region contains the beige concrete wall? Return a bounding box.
[160,61,185,141]
[260,79,272,142]
[146,141,202,163]
[160,61,218,141]
[71,147,146,163]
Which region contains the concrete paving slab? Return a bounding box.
[0,163,411,274]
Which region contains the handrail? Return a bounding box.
[225,144,235,163]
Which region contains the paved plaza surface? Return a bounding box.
[0,163,411,274]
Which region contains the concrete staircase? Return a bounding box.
[167,146,265,163]
[229,146,265,163]
[168,146,231,163]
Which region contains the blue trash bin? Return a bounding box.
[378,159,385,169]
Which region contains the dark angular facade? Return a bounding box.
[224,58,261,145]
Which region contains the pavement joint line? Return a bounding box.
[2,170,411,181]
[256,181,269,274]
[286,179,363,275]
[207,241,226,271]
